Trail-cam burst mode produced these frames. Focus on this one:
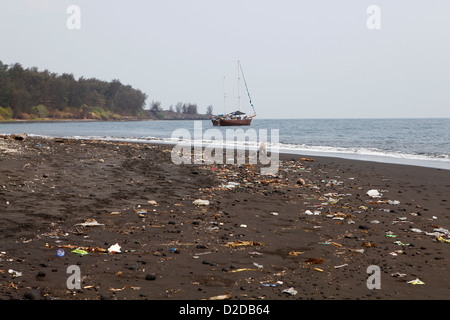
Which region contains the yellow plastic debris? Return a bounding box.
[407,278,425,285]
[225,240,264,248]
[437,236,450,243]
[228,268,259,273]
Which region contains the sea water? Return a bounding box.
[1,118,449,170]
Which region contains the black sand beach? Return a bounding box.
[0,136,449,300]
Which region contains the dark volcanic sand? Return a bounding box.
[0,136,449,300]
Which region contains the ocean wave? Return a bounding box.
[276,142,450,162]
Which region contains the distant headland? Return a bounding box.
[0,60,212,121]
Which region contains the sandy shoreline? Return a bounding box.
[0,136,449,300]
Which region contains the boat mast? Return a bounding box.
[237,60,241,112]
[239,62,257,117]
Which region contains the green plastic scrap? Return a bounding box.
[71,248,89,256]
[385,234,397,238]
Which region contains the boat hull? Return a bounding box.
[211,118,253,126]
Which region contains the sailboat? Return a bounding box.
[211,60,256,126]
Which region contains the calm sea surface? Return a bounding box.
[1,118,449,169]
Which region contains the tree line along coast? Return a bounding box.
[0,61,212,121]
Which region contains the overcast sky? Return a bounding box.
[1,0,449,119]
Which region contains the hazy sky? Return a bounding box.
[1,0,449,119]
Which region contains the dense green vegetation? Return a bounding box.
[0,61,212,121]
[0,61,150,120]
[0,61,149,120]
